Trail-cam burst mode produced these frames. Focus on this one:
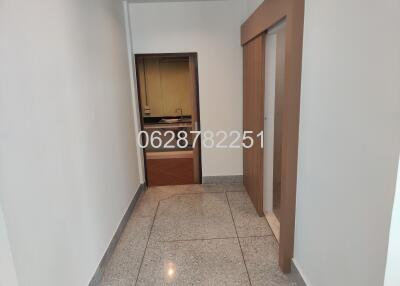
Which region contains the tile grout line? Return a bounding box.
[153,189,246,206]
[132,200,161,286]
[236,234,274,239]
[154,234,274,243]
[224,192,253,286]
[157,189,246,197]
[140,188,246,211]
[156,237,237,243]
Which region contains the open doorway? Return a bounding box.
[263,19,287,242]
[135,53,202,187]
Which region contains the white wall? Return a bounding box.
[294,0,400,285]
[129,0,244,176]
[0,0,141,285]
[242,0,263,20]
[385,157,400,286]
[0,205,19,286]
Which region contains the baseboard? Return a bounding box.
[289,259,309,286]
[88,183,145,286]
[202,175,243,184]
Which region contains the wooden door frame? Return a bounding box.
[241,0,305,273]
[134,52,202,186]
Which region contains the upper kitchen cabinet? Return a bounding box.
[137,56,192,117]
[137,58,164,116]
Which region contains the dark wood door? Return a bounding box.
[243,34,265,216]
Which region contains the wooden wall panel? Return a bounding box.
[241,0,288,45]
[278,0,305,272]
[243,34,265,216]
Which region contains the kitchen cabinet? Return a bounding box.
[146,151,195,186]
[138,57,192,117]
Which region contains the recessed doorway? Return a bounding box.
[135,53,202,187]
[263,19,287,242]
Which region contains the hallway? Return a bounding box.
[100,184,296,286]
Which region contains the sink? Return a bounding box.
[161,118,180,124]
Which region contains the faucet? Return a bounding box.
[175,108,183,116]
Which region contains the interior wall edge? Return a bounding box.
[0,205,19,286]
[291,258,311,286]
[123,0,145,184]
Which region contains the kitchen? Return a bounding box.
[135,53,201,186]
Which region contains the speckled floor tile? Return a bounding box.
[226,191,272,237]
[136,238,251,286]
[99,277,132,286]
[222,184,246,192]
[179,184,226,193]
[146,184,245,196]
[239,236,296,286]
[99,184,290,286]
[146,185,190,197]
[99,215,153,285]
[200,184,246,193]
[132,185,209,218]
[150,193,237,241]
[131,192,161,218]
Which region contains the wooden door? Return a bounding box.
[241,0,305,272]
[243,34,265,216]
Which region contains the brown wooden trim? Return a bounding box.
[189,56,201,183]
[135,52,198,59]
[191,55,203,183]
[241,0,305,273]
[243,34,265,217]
[133,56,149,185]
[241,0,288,45]
[134,53,202,186]
[146,150,193,159]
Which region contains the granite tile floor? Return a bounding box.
[100,184,296,286]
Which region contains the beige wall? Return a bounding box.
[294,0,400,285]
[129,0,244,176]
[0,0,141,285]
[385,157,400,285]
[0,205,18,286]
